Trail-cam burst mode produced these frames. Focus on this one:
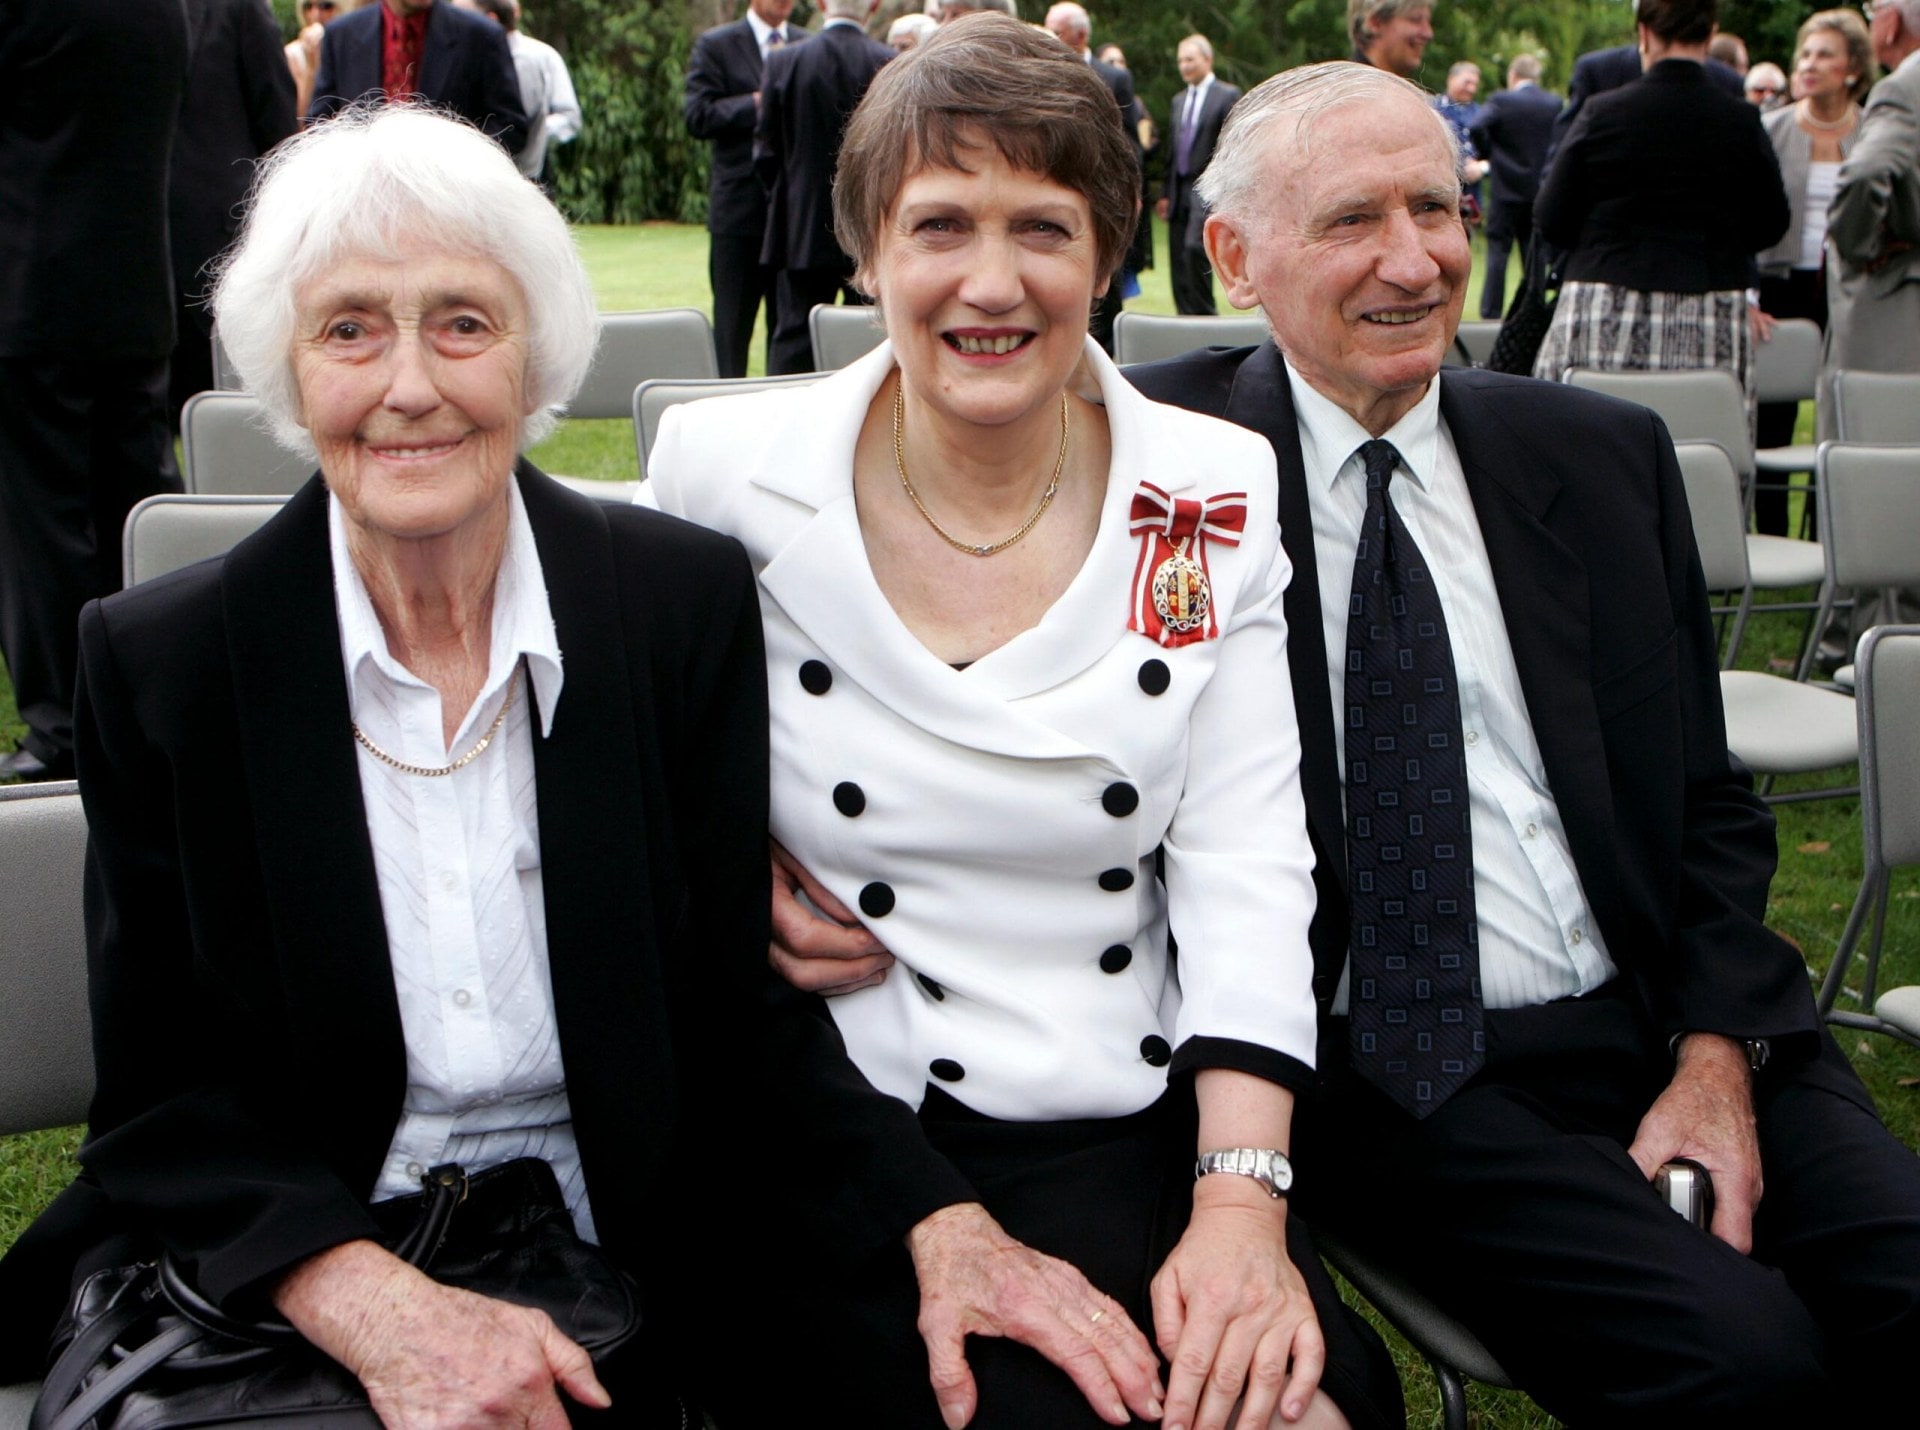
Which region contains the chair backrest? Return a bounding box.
[1449,320,1501,369]
[632,373,822,479]
[567,309,719,421]
[0,783,92,1137]
[180,391,315,497]
[210,326,245,391]
[1856,625,1920,870]
[1832,370,1920,444]
[1753,318,1823,405]
[1673,441,1751,592]
[1564,368,1754,476]
[1817,443,1920,591]
[123,494,287,587]
[810,303,886,372]
[1112,311,1268,366]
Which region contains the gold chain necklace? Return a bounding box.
[352,662,519,778]
[892,379,1069,557]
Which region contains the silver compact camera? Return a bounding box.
[1654,1158,1715,1229]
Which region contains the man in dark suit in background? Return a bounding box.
[1468,53,1558,320]
[755,0,890,375]
[1156,34,1239,315]
[1123,59,1920,1424]
[0,0,188,782]
[309,0,526,154]
[1044,3,1136,352]
[168,0,298,420]
[687,0,805,378]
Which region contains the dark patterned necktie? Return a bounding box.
[1343,439,1484,1117]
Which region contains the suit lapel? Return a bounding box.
[418,2,458,100]
[221,478,404,1187]
[1438,374,1622,932]
[516,466,673,1249]
[1221,345,1347,904]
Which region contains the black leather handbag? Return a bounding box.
[1485,243,1564,377]
[30,1159,641,1430]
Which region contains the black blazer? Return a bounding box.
[1536,59,1787,293]
[1125,345,1822,1062]
[0,0,187,360]
[170,0,296,331]
[1162,79,1241,209]
[0,470,791,1386]
[1549,43,1747,161]
[309,0,527,154]
[754,21,891,271]
[686,18,804,240]
[1467,83,1560,212]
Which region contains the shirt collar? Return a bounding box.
[1283,357,1443,497]
[1188,72,1215,98]
[329,479,564,738]
[746,10,782,47]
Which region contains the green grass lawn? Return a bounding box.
[1,221,1914,1428]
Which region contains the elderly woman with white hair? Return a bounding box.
[0,107,777,1428]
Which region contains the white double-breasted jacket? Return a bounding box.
[645,338,1318,1124]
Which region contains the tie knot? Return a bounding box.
[1358,439,1401,492]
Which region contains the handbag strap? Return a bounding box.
[31,1270,205,1430]
[388,1163,468,1270]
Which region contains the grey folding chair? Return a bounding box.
[1563,367,1827,622]
[1448,320,1501,369]
[809,303,886,372]
[1111,311,1268,365]
[1316,1227,1516,1430]
[1799,445,1920,681]
[1816,626,1920,1045]
[122,494,286,587]
[1833,370,1920,443]
[210,325,245,391]
[567,308,718,420]
[632,373,822,480]
[0,781,90,1426]
[179,391,315,497]
[1674,441,1755,666]
[1751,318,1823,510]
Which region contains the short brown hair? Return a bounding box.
[1799,9,1878,97]
[833,13,1139,284]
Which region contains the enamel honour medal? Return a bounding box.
[1150,538,1210,634]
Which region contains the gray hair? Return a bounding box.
[1900,0,1920,33]
[212,105,598,460]
[1508,53,1543,82]
[822,0,869,19]
[1180,34,1214,62]
[1197,61,1458,222]
[944,0,1016,15]
[889,12,938,44]
[1349,0,1431,52]
[1045,2,1089,42]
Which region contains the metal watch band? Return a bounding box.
[1194,1147,1293,1198]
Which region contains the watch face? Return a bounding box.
[1270,1156,1294,1193]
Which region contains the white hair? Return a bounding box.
[1196,60,1459,222]
[1045,3,1089,41]
[889,13,937,44]
[1898,0,1920,34]
[211,105,599,459]
[822,0,869,18]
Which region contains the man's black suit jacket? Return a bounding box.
[1125,345,1821,1059]
[1162,80,1241,213]
[0,471,791,1385]
[1467,83,1560,213]
[754,22,891,272]
[309,0,527,154]
[686,18,804,240]
[0,0,187,360]
[170,0,297,338]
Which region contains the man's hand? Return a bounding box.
[908,1203,1165,1429]
[1749,304,1779,343]
[769,840,895,995]
[274,1240,609,1428]
[1628,1032,1763,1252]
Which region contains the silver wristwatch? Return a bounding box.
[1194,1147,1293,1199]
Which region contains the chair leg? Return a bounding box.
[1432,1358,1470,1430]
[1819,869,1884,1015]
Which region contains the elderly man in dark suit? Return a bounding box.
[754,0,891,375]
[1467,53,1559,319]
[168,0,298,419]
[1157,33,1239,315]
[687,0,805,378]
[0,0,187,783]
[309,0,526,153]
[1125,59,1920,1424]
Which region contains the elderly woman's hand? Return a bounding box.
[274,1240,610,1428]
[908,1202,1166,1429]
[1150,1180,1325,1430]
